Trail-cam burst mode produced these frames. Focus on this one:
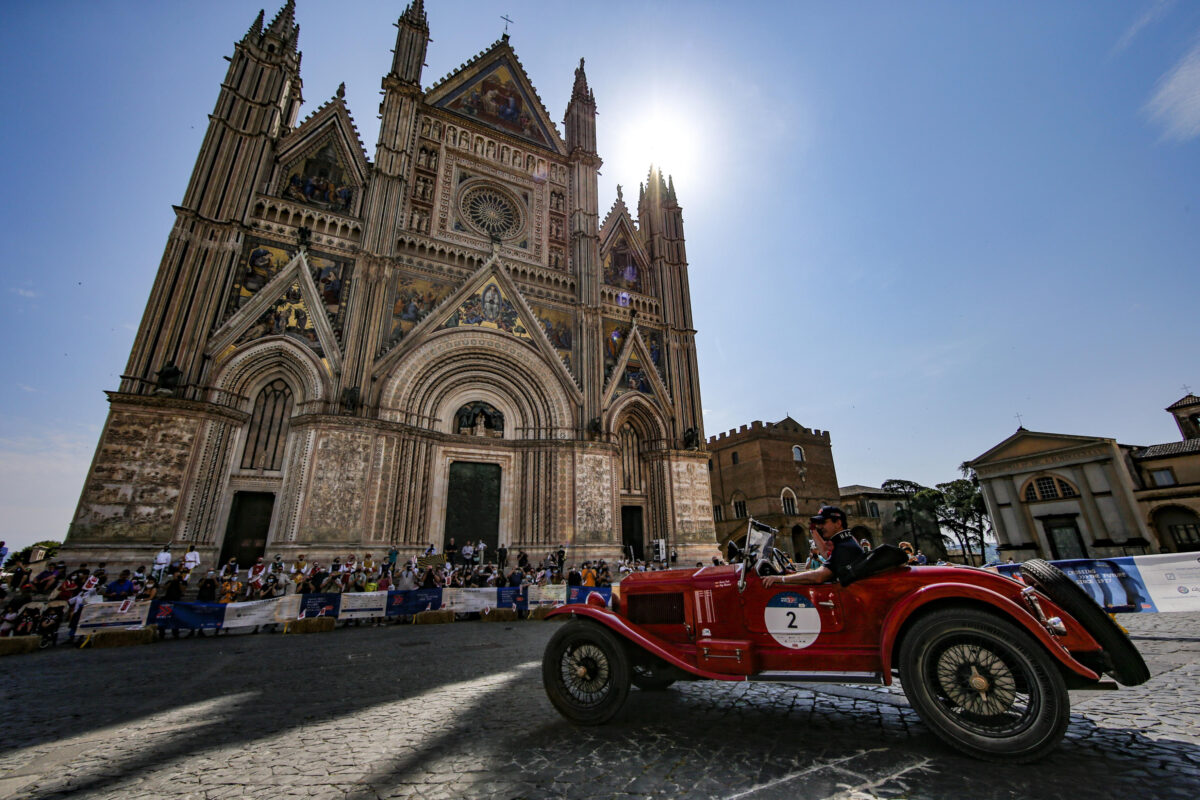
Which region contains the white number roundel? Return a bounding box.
[764,591,821,649]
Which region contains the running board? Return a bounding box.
[750,671,885,685]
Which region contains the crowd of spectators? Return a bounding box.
[0,541,698,645]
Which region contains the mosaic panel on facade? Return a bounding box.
[602,235,643,295]
[441,278,530,338]
[616,350,654,397]
[385,273,456,352]
[279,137,357,213]
[236,282,326,360]
[529,302,574,373]
[436,58,553,147]
[226,237,352,336]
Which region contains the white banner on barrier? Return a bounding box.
[338,591,388,619]
[527,584,566,607]
[78,601,152,631]
[221,596,300,627]
[1132,552,1200,613]
[439,588,494,612]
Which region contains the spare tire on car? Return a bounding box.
[1019,559,1150,687]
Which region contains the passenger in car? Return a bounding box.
[762,506,863,587]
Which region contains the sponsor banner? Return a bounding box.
[497,586,528,609]
[1042,558,1156,614]
[1001,552,1200,614]
[386,588,443,616]
[161,601,226,629]
[1124,552,1200,613]
[527,584,566,607]
[77,601,152,631]
[299,592,342,619]
[439,587,497,612]
[222,596,295,628]
[338,591,388,619]
[566,586,612,606]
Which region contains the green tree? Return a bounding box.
[882,479,946,559]
[3,540,61,568]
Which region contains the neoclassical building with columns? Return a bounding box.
[64,1,716,570]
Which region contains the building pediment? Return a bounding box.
[969,429,1114,469]
[426,39,565,154]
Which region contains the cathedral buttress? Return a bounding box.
[122,1,302,395]
[356,0,429,404]
[564,58,604,424]
[640,166,703,443]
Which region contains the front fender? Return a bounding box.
[878,583,1100,683]
[545,605,747,682]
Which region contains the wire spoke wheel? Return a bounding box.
[543,620,631,724]
[561,643,613,705]
[931,639,1029,735]
[900,608,1070,762]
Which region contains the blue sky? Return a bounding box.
[1,1,1196,554]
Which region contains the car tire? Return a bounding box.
[543,619,631,724]
[631,663,676,691]
[899,607,1070,762]
[1019,559,1150,687]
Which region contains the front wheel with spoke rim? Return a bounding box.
[899,607,1070,762]
[543,620,631,724]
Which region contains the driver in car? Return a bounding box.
[762,505,862,587]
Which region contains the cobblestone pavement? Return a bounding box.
[0,612,1196,800]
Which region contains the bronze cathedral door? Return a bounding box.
[219,491,274,569]
[444,462,501,555]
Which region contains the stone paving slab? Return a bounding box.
[0,612,1196,799]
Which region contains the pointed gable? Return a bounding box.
[274,91,370,215]
[373,254,580,395]
[426,39,564,152]
[969,429,1113,467]
[599,194,651,298]
[602,325,670,405]
[208,248,344,374]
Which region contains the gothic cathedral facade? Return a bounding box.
[64,1,717,570]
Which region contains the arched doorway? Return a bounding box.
[618,421,647,561]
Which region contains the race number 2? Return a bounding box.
[764,591,821,649]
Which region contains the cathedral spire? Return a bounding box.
[389,0,430,85]
[244,8,265,43]
[565,57,597,154]
[401,0,428,27]
[571,58,593,104]
[262,1,300,51]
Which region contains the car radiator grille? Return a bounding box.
[625,593,685,625]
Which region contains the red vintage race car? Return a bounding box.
[542,520,1150,762]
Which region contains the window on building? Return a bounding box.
[1150,468,1178,487]
[792,445,805,462]
[1023,474,1081,502]
[733,500,747,518]
[619,423,643,493]
[713,505,723,522]
[731,452,739,465]
[781,490,797,516]
[1170,523,1200,550]
[708,459,713,471]
[240,378,294,471]
[869,502,879,518]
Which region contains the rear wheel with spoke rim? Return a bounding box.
[899,607,1070,762]
[543,620,631,724]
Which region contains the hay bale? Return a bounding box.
[413,609,455,625]
[287,616,336,634]
[88,628,158,648]
[480,608,518,623]
[0,636,40,657]
[529,605,557,620]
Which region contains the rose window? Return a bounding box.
[460,185,523,239]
